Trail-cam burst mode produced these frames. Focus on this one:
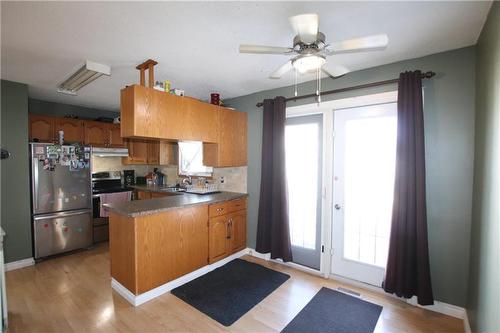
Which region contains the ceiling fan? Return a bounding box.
[239,13,389,79]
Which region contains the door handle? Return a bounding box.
[334,204,341,210]
[33,157,39,211]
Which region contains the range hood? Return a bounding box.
[92,147,129,157]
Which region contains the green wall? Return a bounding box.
[29,98,119,120]
[0,84,117,264]
[1,80,32,262]
[226,46,476,307]
[467,3,500,332]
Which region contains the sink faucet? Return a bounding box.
[182,176,192,186]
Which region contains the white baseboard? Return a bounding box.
[112,248,251,306]
[247,249,271,261]
[5,258,35,272]
[463,310,472,333]
[246,250,471,331]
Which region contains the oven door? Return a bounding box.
[92,194,109,243]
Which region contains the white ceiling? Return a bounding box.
[1,1,492,111]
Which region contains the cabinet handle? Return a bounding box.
[226,219,233,239]
[227,218,233,239]
[217,208,224,212]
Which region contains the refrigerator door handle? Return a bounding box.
[32,157,39,211]
[33,209,91,221]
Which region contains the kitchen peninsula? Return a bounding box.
[104,191,247,305]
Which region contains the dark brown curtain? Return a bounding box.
[383,70,434,305]
[255,96,292,262]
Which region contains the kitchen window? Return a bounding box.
[178,141,213,177]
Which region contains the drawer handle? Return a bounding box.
[217,208,224,212]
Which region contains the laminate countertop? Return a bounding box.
[103,191,247,217]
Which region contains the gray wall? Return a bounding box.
[467,3,500,333]
[226,46,476,307]
[1,80,32,262]
[29,98,119,120]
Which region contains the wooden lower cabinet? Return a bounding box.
[230,210,247,253]
[209,215,231,263]
[137,190,152,200]
[109,206,209,295]
[208,198,247,264]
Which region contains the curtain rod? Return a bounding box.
[255,71,436,108]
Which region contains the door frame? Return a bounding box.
[286,90,398,277]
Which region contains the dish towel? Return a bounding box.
[100,191,131,217]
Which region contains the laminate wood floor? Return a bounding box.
[6,243,464,332]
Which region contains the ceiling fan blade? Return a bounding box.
[326,34,389,54]
[269,61,293,79]
[322,65,350,78]
[239,44,293,55]
[289,13,319,44]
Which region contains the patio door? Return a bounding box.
[331,103,397,286]
[285,114,323,270]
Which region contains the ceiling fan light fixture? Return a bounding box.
[292,54,326,73]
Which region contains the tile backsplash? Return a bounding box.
[92,156,247,193]
[213,166,247,193]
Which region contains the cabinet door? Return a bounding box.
[203,108,247,167]
[123,140,148,164]
[137,191,152,200]
[229,210,246,253]
[208,216,230,263]
[147,141,160,165]
[108,124,124,148]
[221,109,247,166]
[183,100,219,143]
[55,118,84,144]
[159,142,178,165]
[84,121,108,147]
[29,115,55,142]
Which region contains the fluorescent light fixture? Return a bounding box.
[292,54,326,73]
[58,60,111,95]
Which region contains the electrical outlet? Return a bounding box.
[220,176,225,184]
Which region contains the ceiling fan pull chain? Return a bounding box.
[316,67,321,105]
[294,68,298,97]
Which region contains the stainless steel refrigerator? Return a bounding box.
[30,143,92,259]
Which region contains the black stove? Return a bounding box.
[92,171,132,194]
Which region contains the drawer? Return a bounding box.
[209,197,247,217]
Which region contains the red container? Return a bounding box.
[210,93,220,105]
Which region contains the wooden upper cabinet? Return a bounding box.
[29,115,55,143]
[84,121,108,147]
[122,139,148,164]
[147,141,160,165]
[120,85,218,143]
[182,99,219,143]
[54,118,84,144]
[108,123,124,147]
[30,114,123,147]
[204,108,247,167]
[159,142,178,165]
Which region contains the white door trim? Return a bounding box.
[286,91,398,278]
